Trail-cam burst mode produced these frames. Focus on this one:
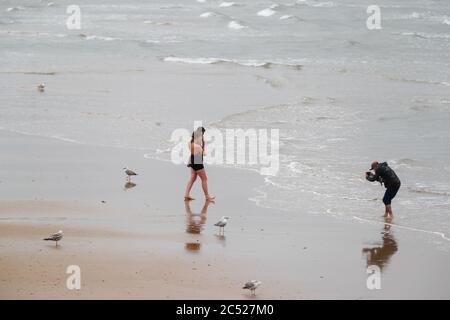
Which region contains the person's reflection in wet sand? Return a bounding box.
[184,200,213,252]
[362,220,398,272]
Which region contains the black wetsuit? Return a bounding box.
[367,162,401,205]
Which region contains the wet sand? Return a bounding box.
[1,130,449,299]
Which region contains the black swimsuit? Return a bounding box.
[189,154,204,171]
[188,143,204,171]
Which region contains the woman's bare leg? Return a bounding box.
[197,169,215,200]
[184,169,197,200]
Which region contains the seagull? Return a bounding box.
[37,83,45,92]
[214,216,230,234]
[242,280,262,295]
[43,230,63,246]
[123,167,137,181]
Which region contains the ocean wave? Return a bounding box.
[296,1,334,8]
[391,12,450,26]
[228,20,248,30]
[387,76,450,87]
[391,158,420,166]
[163,57,223,65]
[79,34,119,41]
[162,56,303,70]
[143,20,172,26]
[5,6,26,12]
[0,30,68,39]
[257,8,276,17]
[310,1,334,7]
[407,187,450,197]
[200,12,216,18]
[219,2,238,8]
[396,31,450,40]
[279,15,294,20]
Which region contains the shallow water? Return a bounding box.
[0,0,449,249]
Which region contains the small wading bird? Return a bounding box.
[214,216,230,234]
[43,230,63,246]
[123,167,138,181]
[37,83,45,92]
[243,280,262,295]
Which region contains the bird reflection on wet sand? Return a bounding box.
[362,221,398,272]
[184,200,213,252]
[124,181,137,191]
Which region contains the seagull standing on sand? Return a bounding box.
[43,230,63,246]
[37,83,45,92]
[123,167,137,181]
[242,280,262,295]
[214,216,230,234]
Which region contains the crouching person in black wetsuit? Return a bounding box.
[366,161,401,219]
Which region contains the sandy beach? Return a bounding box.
[1,0,449,300]
[1,130,449,299]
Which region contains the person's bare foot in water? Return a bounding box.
[184,196,195,201]
[205,195,215,202]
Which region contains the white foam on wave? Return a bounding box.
[162,56,299,69]
[297,1,334,8]
[280,15,294,20]
[409,12,422,19]
[143,20,171,26]
[310,1,334,7]
[228,20,247,30]
[444,18,450,25]
[219,2,236,7]
[85,35,117,41]
[163,57,223,64]
[257,8,276,17]
[6,6,26,12]
[200,12,215,18]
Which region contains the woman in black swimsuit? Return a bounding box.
[184,127,215,201]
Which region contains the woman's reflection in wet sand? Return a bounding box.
[362,220,398,272]
[184,200,213,252]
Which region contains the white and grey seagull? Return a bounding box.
[43,230,63,246]
[37,83,45,92]
[242,280,262,295]
[214,216,230,234]
[123,167,138,181]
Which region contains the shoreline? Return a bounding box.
[1,130,450,299]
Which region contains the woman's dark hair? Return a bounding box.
[191,127,205,149]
